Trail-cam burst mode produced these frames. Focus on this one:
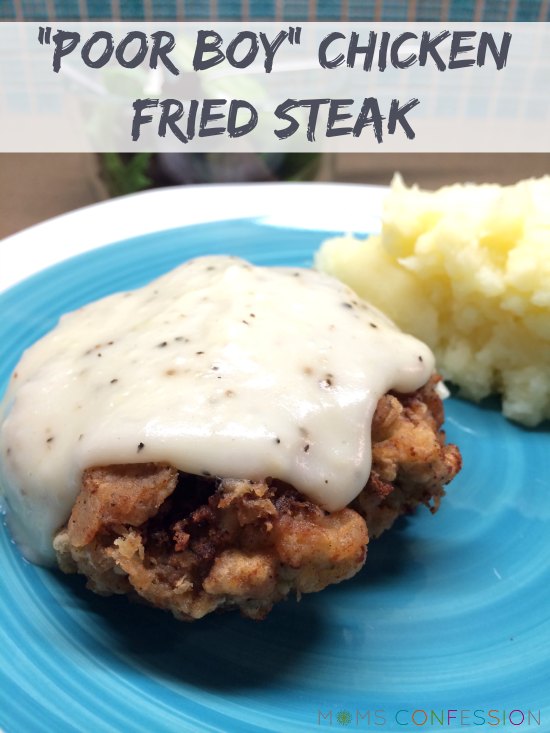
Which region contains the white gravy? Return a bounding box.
[0,256,434,565]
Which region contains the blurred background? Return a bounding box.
[2,0,548,22]
[1,0,549,239]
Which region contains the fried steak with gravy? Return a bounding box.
[54,376,461,620]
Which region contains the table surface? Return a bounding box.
[1,152,549,241]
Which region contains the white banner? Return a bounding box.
[0,22,548,152]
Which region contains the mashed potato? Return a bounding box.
[316,175,550,426]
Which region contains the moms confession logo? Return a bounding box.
[316,708,542,728]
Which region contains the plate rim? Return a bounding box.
[0,182,388,293]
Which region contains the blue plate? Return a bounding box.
[0,219,548,733]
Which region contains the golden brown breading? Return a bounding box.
[54,478,368,620]
[53,376,461,620]
[68,463,178,547]
[358,376,462,538]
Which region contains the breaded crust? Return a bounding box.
[55,477,368,620]
[54,376,461,620]
[359,376,461,537]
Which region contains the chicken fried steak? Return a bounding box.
[54,377,461,620]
